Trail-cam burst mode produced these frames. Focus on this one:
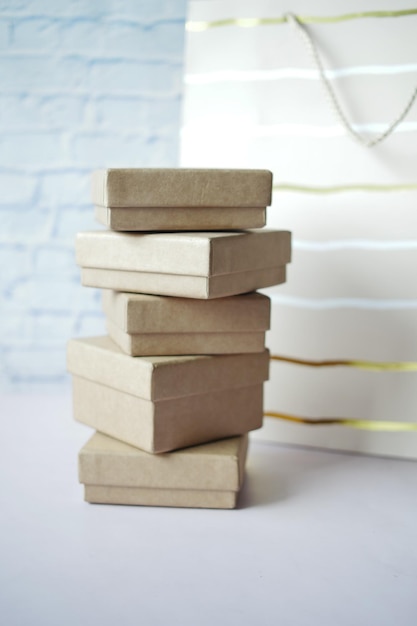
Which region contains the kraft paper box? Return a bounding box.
[92,168,272,208]
[79,432,248,509]
[95,205,266,231]
[103,290,270,356]
[93,168,271,230]
[76,229,291,299]
[67,336,269,453]
[72,375,263,453]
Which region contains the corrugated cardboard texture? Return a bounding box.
[102,291,270,333]
[75,229,292,277]
[91,168,272,208]
[83,486,238,508]
[106,318,266,356]
[81,265,286,299]
[79,431,248,490]
[72,376,263,452]
[67,336,270,401]
[95,205,266,231]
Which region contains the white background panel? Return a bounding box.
[184,74,417,127]
[256,135,417,183]
[272,248,417,298]
[189,0,417,22]
[268,190,417,241]
[183,1,417,450]
[182,133,417,183]
[264,363,417,422]
[265,305,417,361]
[187,5,417,73]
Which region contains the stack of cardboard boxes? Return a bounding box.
[67,168,291,509]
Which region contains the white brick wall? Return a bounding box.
[0,0,187,391]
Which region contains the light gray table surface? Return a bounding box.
[1,393,416,626]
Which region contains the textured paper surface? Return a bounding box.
[106,318,266,356]
[103,290,269,354]
[95,205,266,231]
[82,265,286,299]
[72,375,263,452]
[75,229,292,277]
[91,168,272,208]
[79,431,248,490]
[67,336,270,401]
[83,485,238,508]
[102,291,270,333]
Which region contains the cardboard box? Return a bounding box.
[82,265,285,299]
[105,318,266,356]
[95,205,266,231]
[92,168,272,208]
[83,486,239,508]
[103,290,270,355]
[79,432,248,509]
[72,375,263,453]
[76,229,290,275]
[67,336,270,399]
[76,229,291,299]
[67,336,269,452]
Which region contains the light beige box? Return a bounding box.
[106,318,266,356]
[83,265,285,299]
[92,168,272,208]
[103,290,270,355]
[72,375,263,454]
[76,229,291,299]
[79,432,248,509]
[67,336,269,453]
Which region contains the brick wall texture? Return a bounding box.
[0,0,187,391]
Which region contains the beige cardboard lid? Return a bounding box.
[102,290,271,333]
[92,168,272,208]
[82,265,285,300]
[75,229,291,277]
[67,336,270,400]
[79,431,248,491]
